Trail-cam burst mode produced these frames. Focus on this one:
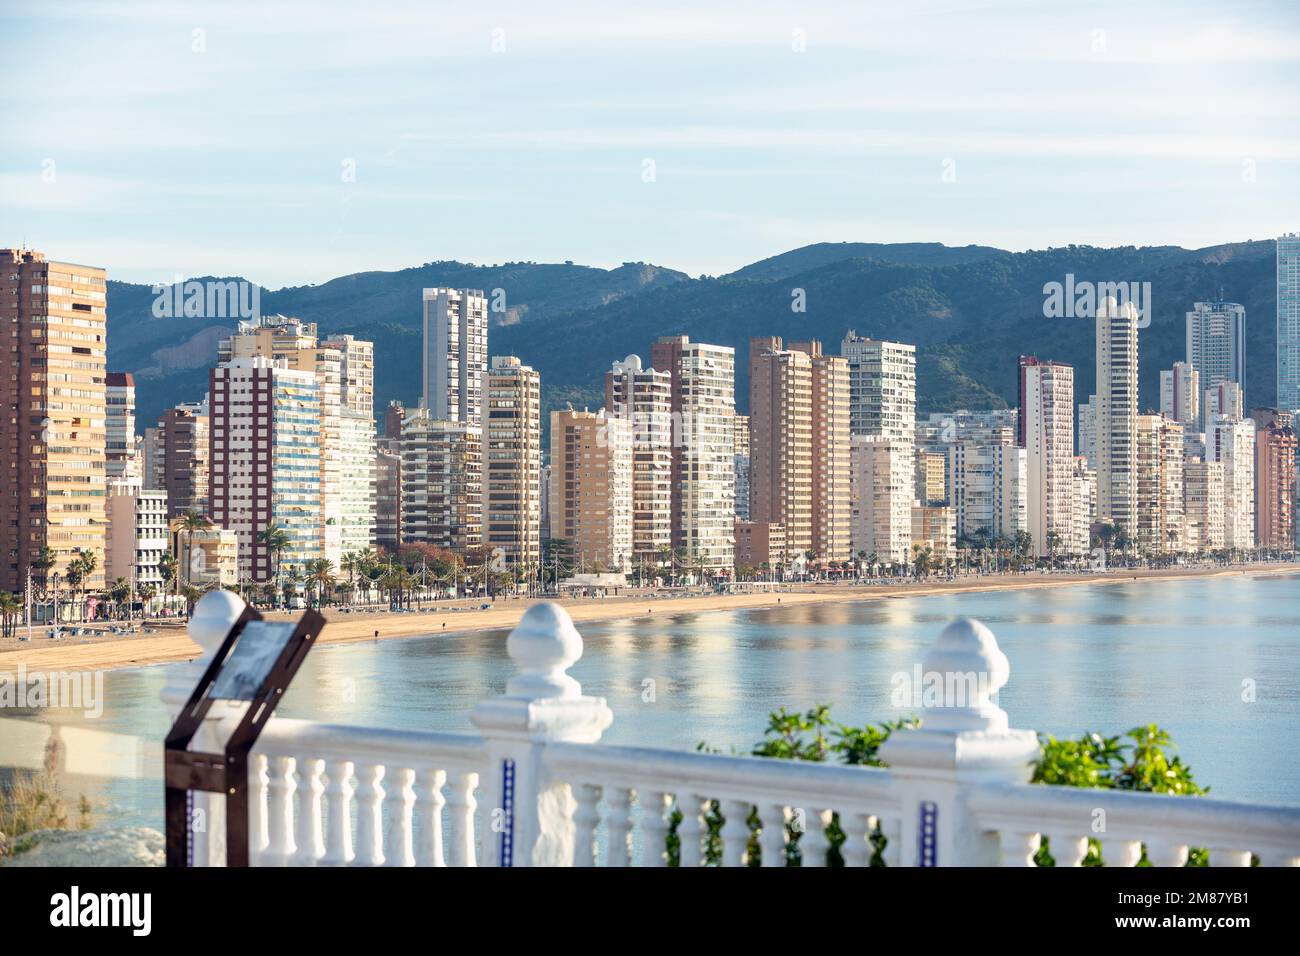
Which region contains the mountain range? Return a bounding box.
[106,240,1284,431]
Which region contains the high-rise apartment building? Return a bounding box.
[840,332,916,441]
[485,356,542,571]
[209,357,322,584]
[155,401,210,518]
[916,451,947,506]
[841,333,914,564]
[947,441,1027,542]
[1186,301,1245,392]
[220,314,375,565]
[850,436,914,564]
[548,409,633,574]
[605,355,673,570]
[748,337,850,563]
[374,439,402,551]
[732,413,751,523]
[324,333,375,417]
[422,288,488,427]
[1070,457,1097,555]
[1183,458,1225,553]
[650,336,735,573]
[105,372,139,480]
[401,408,482,554]
[105,478,167,593]
[1136,414,1184,553]
[749,337,813,557]
[1251,408,1297,550]
[1203,380,1245,432]
[1207,416,1256,550]
[1095,297,1140,536]
[1019,356,1075,557]
[1160,362,1200,427]
[1077,396,1099,468]
[1279,234,1300,409]
[0,249,108,595]
[798,341,852,563]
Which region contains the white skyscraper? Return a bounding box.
[422,288,489,427]
[1095,297,1140,536]
[1208,416,1256,550]
[1019,357,1074,557]
[1160,362,1200,427]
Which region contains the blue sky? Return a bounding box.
[2,0,1298,288]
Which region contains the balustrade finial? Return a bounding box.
[187,589,247,658]
[504,602,584,700]
[918,617,1011,732]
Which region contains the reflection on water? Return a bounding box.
[5,573,1298,831]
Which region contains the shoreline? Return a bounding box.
[2,562,1297,674]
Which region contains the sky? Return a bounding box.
[2,0,1299,289]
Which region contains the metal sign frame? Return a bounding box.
[164,606,326,867]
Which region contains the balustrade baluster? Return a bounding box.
[415,767,447,867]
[320,758,355,866]
[676,795,708,867]
[573,784,602,867]
[758,804,788,867]
[999,830,1041,867]
[383,767,417,867]
[1046,834,1089,867]
[353,762,386,866]
[800,808,831,867]
[248,753,269,864]
[292,757,325,866]
[882,815,902,867]
[1206,847,1252,867]
[446,770,478,866]
[639,791,670,867]
[719,799,752,867]
[1144,839,1188,867]
[263,755,297,866]
[840,813,874,867]
[1101,839,1142,867]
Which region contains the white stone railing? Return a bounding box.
[164,592,1300,867]
[970,783,1300,867]
[250,720,486,867]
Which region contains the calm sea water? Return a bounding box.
[6,572,1299,830]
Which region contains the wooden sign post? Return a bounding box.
[164,606,326,867]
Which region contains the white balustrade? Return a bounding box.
[165,593,1300,868]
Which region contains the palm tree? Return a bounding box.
[64,549,96,622]
[109,577,131,620]
[304,559,336,608]
[178,510,213,586]
[138,583,157,622]
[1045,530,1062,568]
[258,524,292,603]
[0,591,21,638]
[30,546,56,595]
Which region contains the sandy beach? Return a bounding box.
[2,563,1296,673]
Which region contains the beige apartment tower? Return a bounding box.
[0,249,108,595]
[548,409,633,574]
[485,356,542,570]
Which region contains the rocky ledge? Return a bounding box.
[1,827,164,867]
